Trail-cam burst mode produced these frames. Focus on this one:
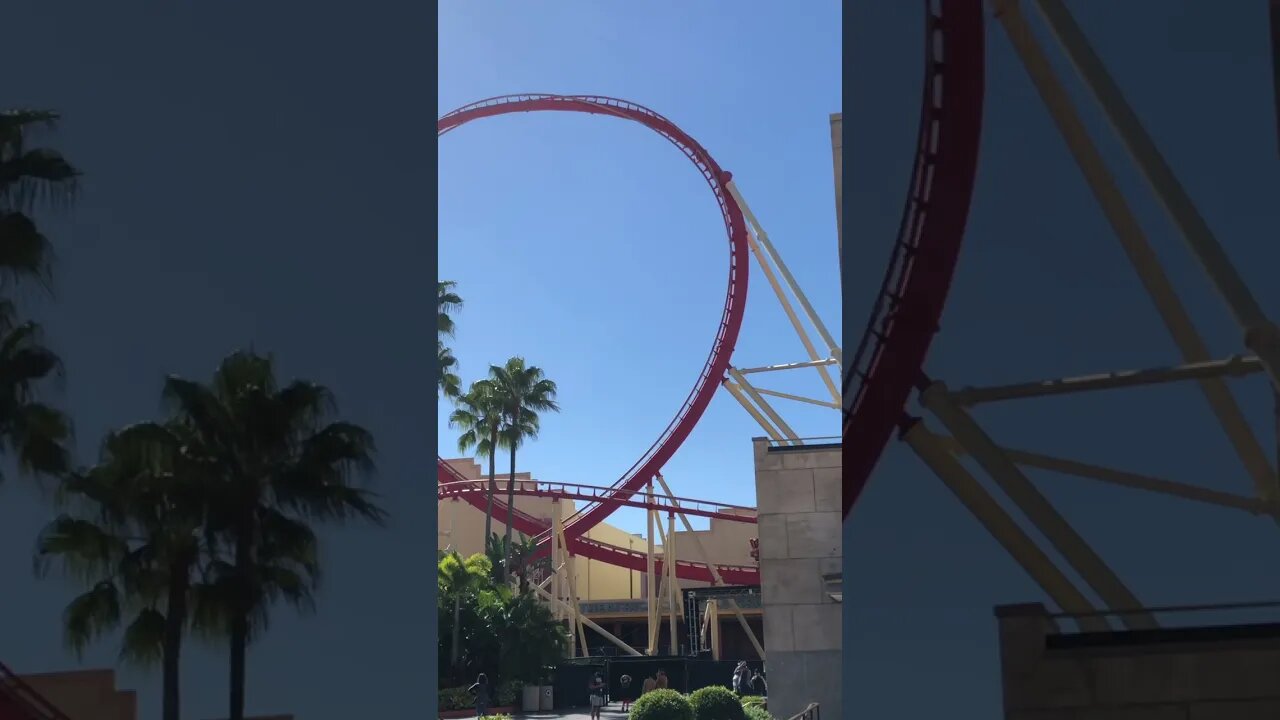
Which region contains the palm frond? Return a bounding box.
[117,608,167,668]
[62,581,122,658]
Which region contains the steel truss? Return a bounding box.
[905,0,1280,631]
[540,475,765,659]
[721,182,842,444]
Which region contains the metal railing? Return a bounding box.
[786,702,820,720]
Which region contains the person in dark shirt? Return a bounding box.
[750,671,767,696]
[619,674,634,712]
[469,673,491,717]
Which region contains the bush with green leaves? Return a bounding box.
[628,688,694,720]
[687,685,746,720]
[743,705,774,720]
[740,695,766,708]
[495,679,521,706]
[437,686,474,711]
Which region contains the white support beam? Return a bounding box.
[752,386,841,409]
[723,380,788,443]
[736,359,839,375]
[938,437,1275,516]
[729,369,802,444]
[726,182,843,367]
[950,356,1265,406]
[991,0,1279,501]
[666,512,679,656]
[1032,0,1280,397]
[921,381,1158,630]
[904,421,1110,632]
[529,582,643,656]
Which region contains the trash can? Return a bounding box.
[522,685,540,712]
[540,685,554,710]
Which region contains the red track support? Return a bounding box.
[843,0,986,519]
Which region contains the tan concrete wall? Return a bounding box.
[18,669,136,720]
[440,458,758,602]
[753,439,841,720]
[997,603,1280,719]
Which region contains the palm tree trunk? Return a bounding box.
[162,557,190,720]
[484,426,498,548]
[504,441,516,585]
[452,595,462,671]
[229,518,252,720]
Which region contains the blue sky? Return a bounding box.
[438,1,843,537]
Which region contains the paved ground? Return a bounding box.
[479,708,631,719]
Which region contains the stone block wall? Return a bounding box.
[753,438,841,720]
[998,603,1280,719]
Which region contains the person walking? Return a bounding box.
[750,670,767,696]
[732,661,749,695]
[641,674,657,696]
[588,671,606,720]
[655,669,669,690]
[619,674,634,713]
[469,673,492,717]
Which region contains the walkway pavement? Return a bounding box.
[483,708,631,719]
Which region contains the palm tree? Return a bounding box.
[35,421,219,720]
[437,281,463,337]
[450,380,504,544]
[438,551,490,674]
[0,109,80,291]
[438,340,461,400]
[161,350,386,720]
[0,110,78,490]
[489,358,559,583]
[437,282,463,400]
[0,301,71,486]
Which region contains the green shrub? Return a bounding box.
[743,705,774,720]
[740,695,766,708]
[687,686,746,720]
[487,715,514,720]
[495,680,521,706]
[437,686,473,711]
[629,688,694,720]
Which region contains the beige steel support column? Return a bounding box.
[667,511,679,656]
[706,600,722,661]
[529,582,642,656]
[729,369,802,443]
[726,182,844,374]
[1032,0,1280,398]
[551,499,563,624]
[645,483,657,654]
[654,473,767,660]
[991,0,1278,500]
[906,421,1110,632]
[649,562,669,656]
[723,380,787,442]
[553,504,589,656]
[921,382,1157,630]
[938,437,1275,515]
[951,356,1265,406]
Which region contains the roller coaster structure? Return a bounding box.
[844,0,1280,633]
[438,89,842,656]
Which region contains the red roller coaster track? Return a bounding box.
[437,94,751,580]
[0,662,72,720]
[438,477,760,585]
[843,0,985,518]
